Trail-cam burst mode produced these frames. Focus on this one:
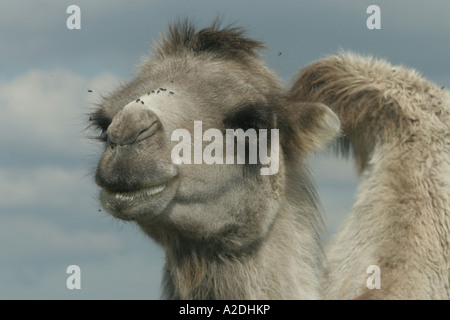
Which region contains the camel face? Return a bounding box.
[91,23,338,250]
[91,36,292,249]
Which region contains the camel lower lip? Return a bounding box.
[102,182,169,203]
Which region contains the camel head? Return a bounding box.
[89,20,340,255]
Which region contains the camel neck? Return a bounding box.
[160,203,322,299]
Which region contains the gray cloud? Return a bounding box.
[0,214,123,259]
[2,1,449,85]
[0,69,119,167]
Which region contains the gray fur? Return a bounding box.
[291,52,450,299]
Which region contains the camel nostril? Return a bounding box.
[135,121,160,143]
[107,121,160,146]
[107,106,162,146]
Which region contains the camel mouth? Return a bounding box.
[102,182,168,202]
[98,175,179,221]
[100,176,177,209]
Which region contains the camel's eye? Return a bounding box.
[223,103,275,131]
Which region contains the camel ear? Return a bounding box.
[283,102,340,159]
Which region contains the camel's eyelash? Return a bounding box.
[89,110,112,142]
[92,125,108,142]
[98,129,108,142]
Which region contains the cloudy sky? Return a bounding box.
[1,0,449,299]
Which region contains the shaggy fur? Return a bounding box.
[90,20,340,299]
[290,52,450,299]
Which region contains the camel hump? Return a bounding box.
[290,52,450,172]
